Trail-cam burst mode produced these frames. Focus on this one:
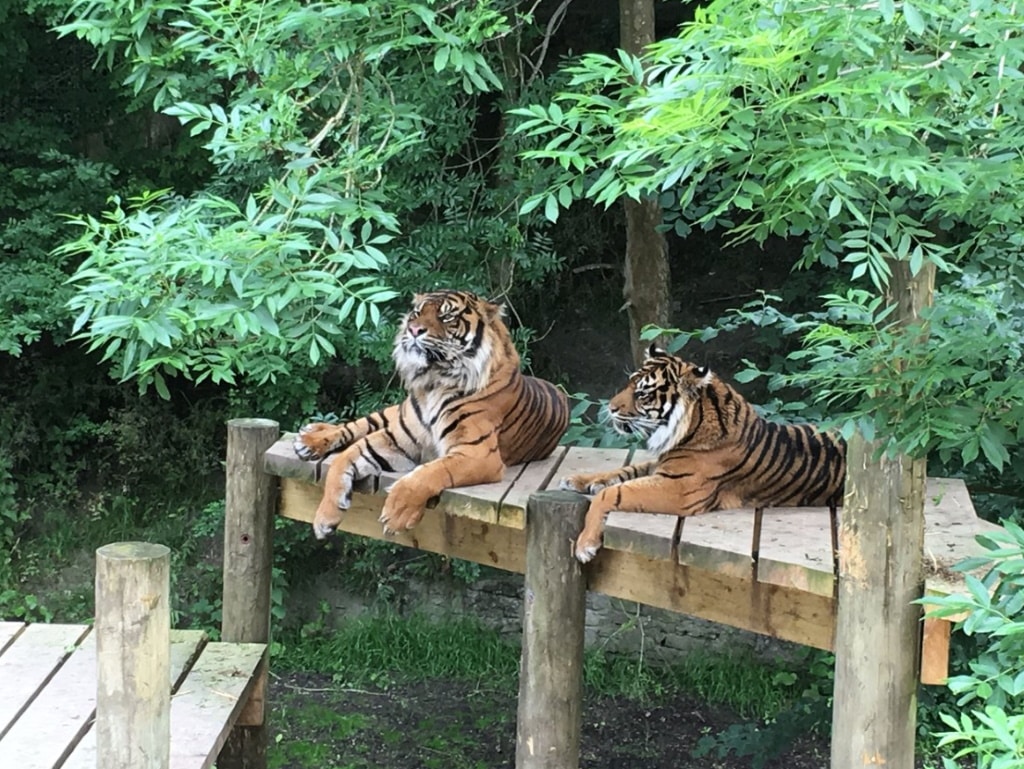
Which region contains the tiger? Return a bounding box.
[560,346,846,563]
[294,289,570,539]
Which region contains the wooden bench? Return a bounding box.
[0,623,265,769]
[263,436,1001,685]
[0,465,274,769]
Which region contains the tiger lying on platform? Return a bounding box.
[560,347,846,563]
[295,289,570,539]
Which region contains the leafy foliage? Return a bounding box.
[514,0,1023,288]
[923,521,1024,768]
[56,0,563,392]
[57,1,512,391]
[517,0,1024,478]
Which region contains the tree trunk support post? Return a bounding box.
[515,491,589,769]
[831,261,935,769]
[619,0,671,365]
[219,417,280,769]
[96,541,172,769]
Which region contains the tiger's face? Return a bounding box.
[392,290,503,392]
[608,347,713,455]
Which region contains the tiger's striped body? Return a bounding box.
[561,347,846,562]
[295,290,569,538]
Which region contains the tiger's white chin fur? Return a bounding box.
[393,336,493,395]
[645,400,689,457]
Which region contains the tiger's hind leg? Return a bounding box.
[559,460,656,495]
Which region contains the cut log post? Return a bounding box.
[96,541,171,769]
[831,257,934,769]
[515,490,589,769]
[219,417,279,769]
[831,436,926,768]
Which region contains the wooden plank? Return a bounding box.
[920,617,951,686]
[265,433,379,494]
[280,478,528,573]
[923,477,1002,576]
[438,463,525,525]
[757,507,836,597]
[497,445,570,528]
[601,449,678,561]
[0,623,90,739]
[262,434,314,481]
[553,446,631,482]
[587,549,836,650]
[678,509,756,581]
[59,630,207,769]
[604,512,678,561]
[168,642,267,769]
[0,630,97,769]
[0,623,24,655]
[281,473,836,650]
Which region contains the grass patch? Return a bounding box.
[274,613,521,691]
[275,612,808,720]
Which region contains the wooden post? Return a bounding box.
[831,260,935,769]
[96,541,171,769]
[219,417,279,769]
[516,490,589,769]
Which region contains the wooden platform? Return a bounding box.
[265,438,1002,683]
[0,623,266,769]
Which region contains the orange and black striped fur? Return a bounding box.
[560,347,846,562]
[295,290,570,539]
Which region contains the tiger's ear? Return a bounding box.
[480,299,505,324]
[645,344,667,361]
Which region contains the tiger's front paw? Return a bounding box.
[293,423,342,460]
[559,474,609,495]
[574,528,603,563]
[379,482,426,535]
[312,504,344,540]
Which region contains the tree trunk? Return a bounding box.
[619,0,671,366]
[830,259,935,769]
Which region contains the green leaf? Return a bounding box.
[433,46,450,71]
[902,2,925,34]
[543,194,560,223]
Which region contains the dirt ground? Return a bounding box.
[266,672,835,769]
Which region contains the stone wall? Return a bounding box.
[289,567,798,665]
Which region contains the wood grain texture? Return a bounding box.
[0,630,97,769]
[920,617,952,687]
[95,542,172,769]
[169,642,267,769]
[757,508,835,597]
[604,512,678,560]
[60,630,208,769]
[830,433,926,769]
[516,492,589,769]
[0,622,24,655]
[281,478,528,573]
[438,462,525,526]
[678,509,756,581]
[0,623,90,739]
[498,445,570,527]
[587,549,836,650]
[221,419,278,769]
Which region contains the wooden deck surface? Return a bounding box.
[264,436,1002,681]
[0,623,266,769]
